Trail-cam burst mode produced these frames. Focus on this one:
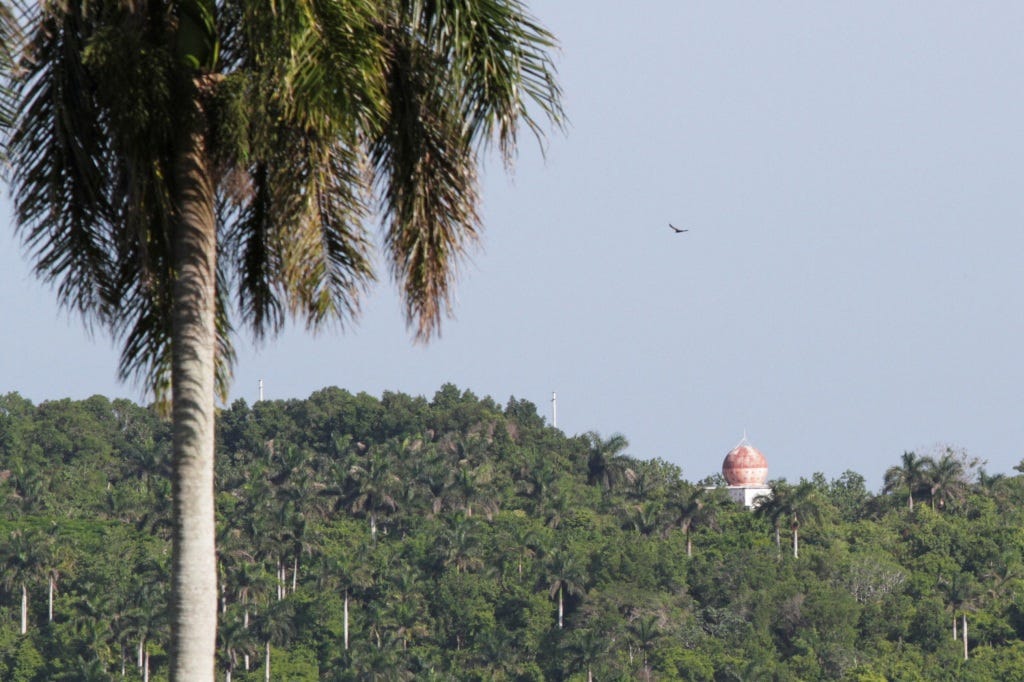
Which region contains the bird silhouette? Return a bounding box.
[669,223,688,234]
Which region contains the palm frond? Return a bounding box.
[373,20,480,340]
[5,1,116,323]
[408,0,565,158]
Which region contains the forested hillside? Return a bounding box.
[1,386,1023,680]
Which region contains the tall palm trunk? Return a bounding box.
[344,589,350,650]
[243,607,251,671]
[557,585,564,629]
[48,575,55,622]
[962,614,968,660]
[169,89,219,682]
[20,583,27,634]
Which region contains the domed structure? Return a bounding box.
[722,439,768,487]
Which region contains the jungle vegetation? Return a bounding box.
[1,385,1023,681]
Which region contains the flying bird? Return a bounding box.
[669,223,688,234]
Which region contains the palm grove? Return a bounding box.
[3,388,1024,680]
[0,0,563,679]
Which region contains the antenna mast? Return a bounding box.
[552,392,557,428]
[258,379,264,402]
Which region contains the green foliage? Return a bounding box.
[1,389,1023,678]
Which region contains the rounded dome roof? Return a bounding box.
[722,439,768,486]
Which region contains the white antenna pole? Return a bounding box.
[258,379,264,402]
[552,392,557,428]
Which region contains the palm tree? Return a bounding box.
[756,480,825,559]
[628,615,661,682]
[2,3,562,680]
[883,451,932,511]
[56,656,111,682]
[585,432,631,492]
[755,482,791,558]
[447,463,499,520]
[943,573,978,660]
[348,450,401,540]
[624,500,664,537]
[788,481,826,559]
[567,627,609,682]
[36,522,74,625]
[667,484,722,556]
[318,544,374,653]
[0,529,42,634]
[440,514,485,573]
[217,609,258,682]
[254,597,296,682]
[926,450,970,510]
[544,548,586,629]
[127,575,169,682]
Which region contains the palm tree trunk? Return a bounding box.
[558,585,564,629]
[793,528,799,559]
[48,575,55,622]
[244,608,251,671]
[292,555,299,593]
[963,614,968,660]
[20,583,27,634]
[264,640,271,682]
[169,89,219,682]
[344,590,350,650]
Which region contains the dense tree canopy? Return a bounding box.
[1,386,1024,680]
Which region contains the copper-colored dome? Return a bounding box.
[722,440,768,486]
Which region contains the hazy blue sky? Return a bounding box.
[3,2,1022,490]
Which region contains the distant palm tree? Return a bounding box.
[0,529,41,634]
[2,3,562,680]
[628,615,661,682]
[218,610,258,682]
[756,480,825,558]
[254,597,296,682]
[926,450,970,510]
[585,432,631,492]
[943,573,978,660]
[56,655,110,682]
[668,484,722,556]
[318,544,374,653]
[568,627,609,682]
[624,500,664,537]
[348,451,401,540]
[440,514,486,573]
[544,549,586,629]
[883,451,933,511]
